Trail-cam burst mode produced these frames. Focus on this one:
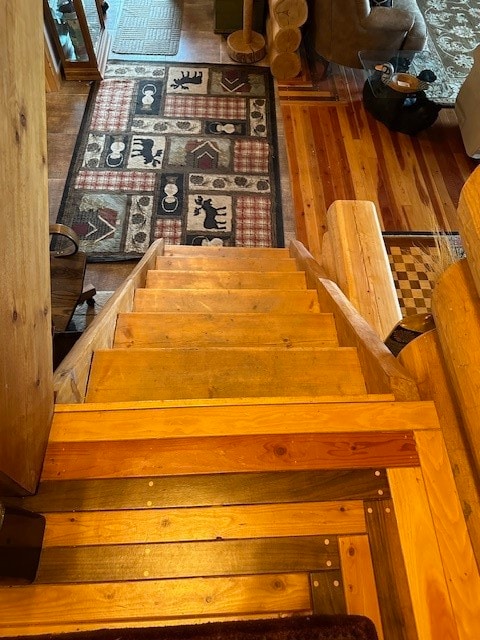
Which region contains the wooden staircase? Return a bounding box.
[1,242,477,640]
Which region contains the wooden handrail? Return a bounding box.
[53,239,165,404]
[289,239,420,400]
[321,200,402,341]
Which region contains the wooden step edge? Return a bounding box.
[113,312,339,347]
[0,615,299,639]
[0,577,309,636]
[145,271,308,288]
[155,257,299,267]
[132,289,322,312]
[50,400,440,442]
[134,288,318,295]
[115,311,335,319]
[145,270,307,277]
[163,245,290,254]
[89,345,358,356]
[55,394,398,413]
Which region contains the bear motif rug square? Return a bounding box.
[56,62,284,261]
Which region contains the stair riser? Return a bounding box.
[50,401,437,443]
[145,271,307,290]
[163,246,291,259]
[114,313,338,349]
[155,257,298,272]
[133,290,321,313]
[43,431,418,480]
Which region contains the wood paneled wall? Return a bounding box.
[0,0,53,494]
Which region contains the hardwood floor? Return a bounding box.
[46,51,479,289]
[278,61,478,260]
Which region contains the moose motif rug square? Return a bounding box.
[56,62,284,261]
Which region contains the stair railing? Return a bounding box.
[289,239,420,401]
[52,239,165,404]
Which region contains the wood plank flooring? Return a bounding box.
[46,61,479,286]
[3,464,406,638]
[280,64,479,262]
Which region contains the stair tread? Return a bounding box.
[134,289,320,313]
[114,312,337,349]
[50,399,439,442]
[86,346,367,403]
[155,256,298,271]
[162,246,290,258]
[43,431,418,480]
[0,575,310,634]
[145,270,307,290]
[55,394,397,413]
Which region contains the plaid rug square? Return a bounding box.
[57,62,284,261]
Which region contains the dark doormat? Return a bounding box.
[1,614,378,640]
[112,0,183,56]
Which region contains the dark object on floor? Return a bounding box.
[50,224,96,368]
[0,614,379,640]
[363,60,441,134]
[214,0,266,34]
[385,313,435,355]
[0,503,45,585]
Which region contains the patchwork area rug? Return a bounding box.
[56,62,283,261]
[383,232,464,316]
[416,0,480,105]
[112,0,183,55]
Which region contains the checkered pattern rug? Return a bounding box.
[56,62,284,261]
[383,233,464,316]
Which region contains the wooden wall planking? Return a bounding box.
[0,0,53,495]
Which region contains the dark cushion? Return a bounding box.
[370,0,393,6]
